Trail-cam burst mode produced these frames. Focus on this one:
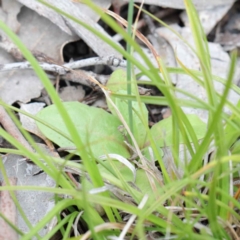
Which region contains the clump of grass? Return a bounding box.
[0,0,240,239]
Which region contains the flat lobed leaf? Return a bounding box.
[224,100,240,149]
[107,69,148,149]
[98,160,134,182]
[36,102,130,158]
[151,114,207,147]
[107,69,137,93]
[97,160,162,203]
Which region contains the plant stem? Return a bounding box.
[127,0,134,138]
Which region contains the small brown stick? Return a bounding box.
[0,33,151,93]
[55,75,60,93]
[0,105,33,152]
[0,178,18,240]
[66,172,80,188]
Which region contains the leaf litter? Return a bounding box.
[0,0,240,238]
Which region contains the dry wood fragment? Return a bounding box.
[0,178,18,240]
[0,105,33,152]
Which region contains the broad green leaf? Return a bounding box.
[226,101,240,154]
[224,100,240,150]
[135,169,162,200]
[97,160,162,203]
[107,69,148,149]
[107,69,137,93]
[142,147,164,161]
[230,139,240,155]
[36,102,130,158]
[150,114,207,147]
[98,160,134,182]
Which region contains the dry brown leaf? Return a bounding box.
[0,49,43,105]
[0,3,80,105]
[1,0,22,33]
[131,0,235,9]
[156,24,240,122]
[59,86,85,102]
[180,4,233,34]
[17,6,78,62]
[17,0,121,58]
[215,32,240,51]
[19,102,46,138]
[0,154,55,236]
